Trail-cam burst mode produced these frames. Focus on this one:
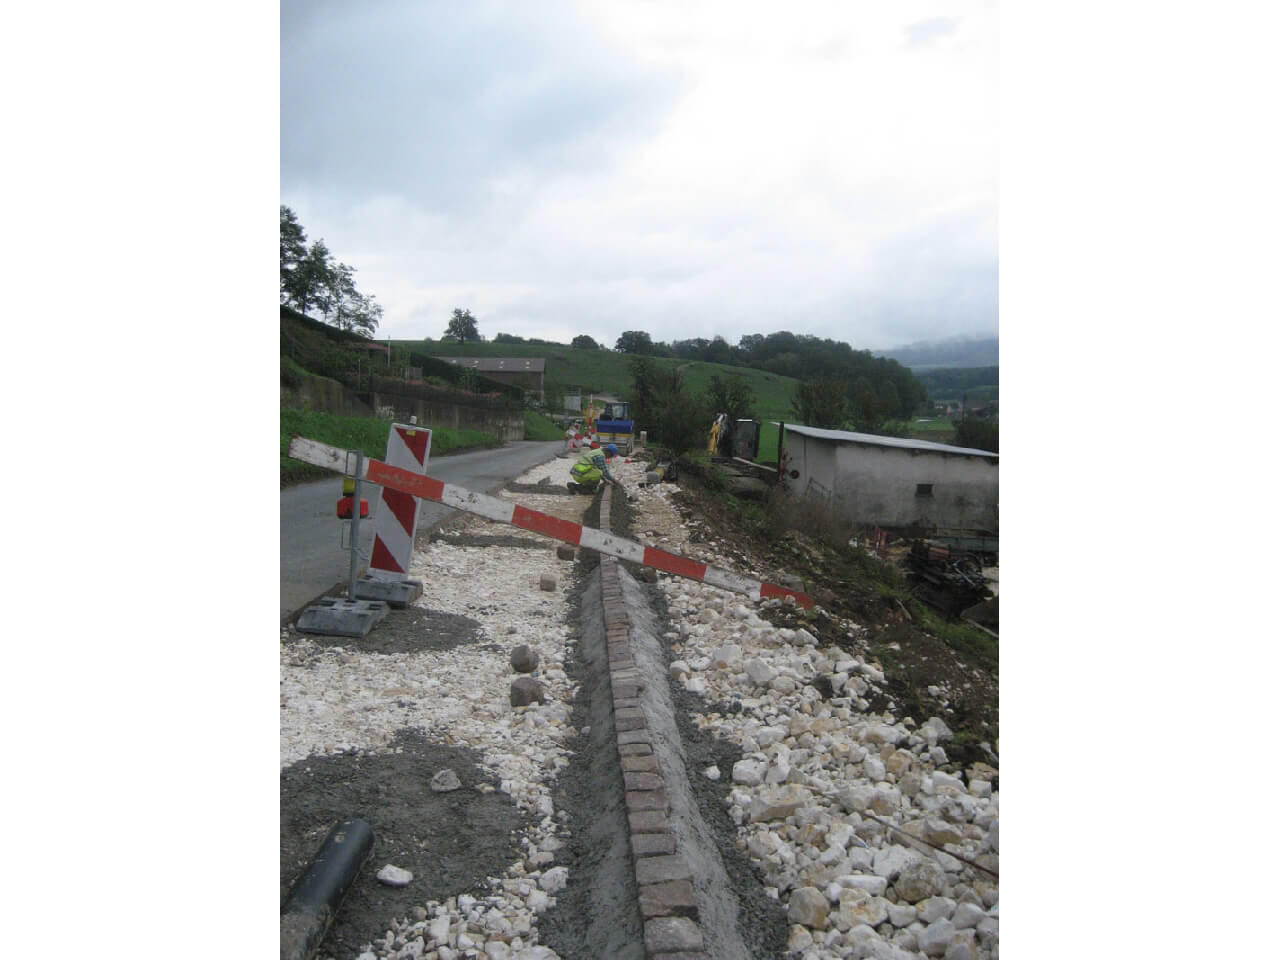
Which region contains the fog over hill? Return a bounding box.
[876,335,998,370]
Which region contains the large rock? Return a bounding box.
[510,645,540,673]
[510,677,547,707]
[732,759,766,786]
[842,894,890,928]
[712,643,742,669]
[747,785,811,823]
[430,768,461,792]
[896,860,947,903]
[921,716,954,743]
[376,864,413,887]
[787,886,829,928]
[917,919,957,958]
[744,658,777,685]
[953,902,986,930]
[863,723,904,746]
[918,897,956,923]
[923,819,964,846]
[872,845,919,881]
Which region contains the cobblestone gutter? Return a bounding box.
[598,489,712,960]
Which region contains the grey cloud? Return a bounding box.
[282,0,680,215]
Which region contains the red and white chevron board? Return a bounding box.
[367,424,432,581]
[288,436,814,608]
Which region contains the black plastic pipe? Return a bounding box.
[281,818,375,960]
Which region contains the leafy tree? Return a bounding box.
[571,334,601,350]
[851,377,879,431]
[282,239,334,316]
[494,332,526,344]
[707,374,755,423]
[877,380,901,422]
[791,377,848,429]
[279,207,381,334]
[615,330,655,355]
[445,308,480,342]
[280,205,307,301]
[629,359,709,455]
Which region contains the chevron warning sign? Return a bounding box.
[367,423,432,580]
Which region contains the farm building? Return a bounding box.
[781,423,998,533]
[440,357,545,399]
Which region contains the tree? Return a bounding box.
[877,380,901,422]
[571,334,601,350]
[630,358,709,455]
[445,308,480,342]
[954,418,998,453]
[280,205,307,302]
[706,374,755,423]
[615,330,654,355]
[791,377,848,429]
[282,239,333,316]
[851,377,879,431]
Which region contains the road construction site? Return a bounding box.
[280,447,999,960]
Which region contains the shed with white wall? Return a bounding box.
[782,424,998,532]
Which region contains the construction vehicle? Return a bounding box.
[906,539,993,618]
[595,400,635,454]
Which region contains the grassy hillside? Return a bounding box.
[393,339,801,421]
[280,409,501,486]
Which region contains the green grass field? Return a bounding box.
[523,410,564,441]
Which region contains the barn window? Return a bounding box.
[916,483,934,497]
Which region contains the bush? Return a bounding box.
[954,418,998,453]
[630,359,711,456]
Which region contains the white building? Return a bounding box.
[781,424,998,532]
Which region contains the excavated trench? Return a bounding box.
[540,487,787,958]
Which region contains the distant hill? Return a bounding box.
[392,338,801,421]
[878,335,998,370]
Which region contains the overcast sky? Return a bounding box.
[281,0,997,351]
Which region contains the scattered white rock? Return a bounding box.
[376,864,413,887]
[430,768,462,792]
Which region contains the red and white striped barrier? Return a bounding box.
[289,436,814,608]
[368,424,432,579]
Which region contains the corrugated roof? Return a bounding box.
[441,357,545,372]
[780,423,998,460]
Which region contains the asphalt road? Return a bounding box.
[280,440,565,621]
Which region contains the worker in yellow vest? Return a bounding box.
[567,444,620,494]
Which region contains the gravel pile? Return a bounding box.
[630,481,1000,960]
[281,455,651,960]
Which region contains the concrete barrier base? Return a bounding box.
[353,576,423,609]
[296,598,390,638]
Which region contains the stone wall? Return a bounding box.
[281,373,524,442]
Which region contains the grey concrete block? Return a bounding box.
[635,854,692,886]
[643,916,704,954]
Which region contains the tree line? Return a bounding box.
[420,307,955,437]
[280,206,383,336]
[612,329,927,427]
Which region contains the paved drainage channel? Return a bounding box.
[542,487,786,959]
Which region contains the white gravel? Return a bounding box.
[281,455,650,960]
[629,479,1000,960]
[281,455,998,960]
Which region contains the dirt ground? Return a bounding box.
[280,728,530,959]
